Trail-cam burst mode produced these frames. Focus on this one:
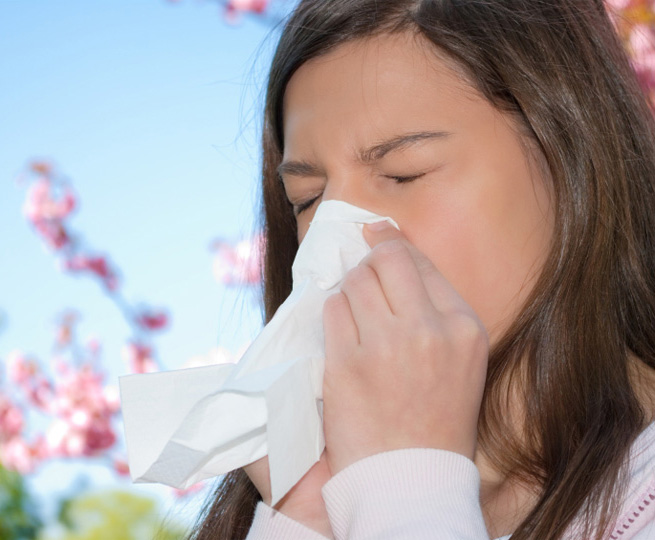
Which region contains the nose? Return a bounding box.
[320,172,381,215]
[296,170,395,244]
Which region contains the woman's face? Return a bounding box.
[280,31,555,345]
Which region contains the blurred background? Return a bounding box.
[0,0,654,538]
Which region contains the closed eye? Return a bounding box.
[293,194,322,216]
[291,173,425,216]
[386,173,425,183]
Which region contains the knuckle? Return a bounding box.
[341,264,374,290]
[324,292,347,314]
[449,310,489,352]
[410,316,444,351]
[369,239,409,265]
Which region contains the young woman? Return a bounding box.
[187,1,655,538]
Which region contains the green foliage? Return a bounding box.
[0,463,43,540]
[38,489,187,540]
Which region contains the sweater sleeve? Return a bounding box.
[245,501,333,540]
[320,448,491,540]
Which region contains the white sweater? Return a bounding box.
[245,421,655,539]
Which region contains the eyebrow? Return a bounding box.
[277,130,452,180]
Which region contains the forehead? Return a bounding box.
[281,31,481,155]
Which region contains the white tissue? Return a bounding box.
[118,200,399,505]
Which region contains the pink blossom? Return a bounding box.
[6,350,38,385]
[46,414,115,458]
[122,342,158,374]
[135,310,169,331]
[629,24,655,91]
[46,421,86,457]
[211,233,264,286]
[41,363,119,458]
[6,351,54,411]
[54,311,79,349]
[82,419,116,455]
[61,254,119,290]
[605,0,633,10]
[224,0,269,24]
[55,323,73,348]
[21,164,123,291]
[31,434,51,461]
[113,456,131,476]
[0,395,24,442]
[25,376,54,410]
[32,218,71,250]
[0,393,49,473]
[51,365,105,419]
[21,176,75,251]
[227,0,268,14]
[0,437,41,474]
[22,177,76,223]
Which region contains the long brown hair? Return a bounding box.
[187,1,655,538]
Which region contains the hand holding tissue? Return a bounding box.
[118,200,399,505]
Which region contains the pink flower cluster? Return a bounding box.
[166,0,270,22]
[122,342,157,374]
[7,163,178,488]
[46,359,120,458]
[628,23,655,94]
[0,347,120,474]
[21,162,120,291]
[211,233,264,286]
[226,0,268,15]
[19,162,169,376]
[0,393,48,475]
[22,172,74,250]
[606,0,655,105]
[135,310,169,331]
[61,255,118,291]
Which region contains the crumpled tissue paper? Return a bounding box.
[118,199,399,505]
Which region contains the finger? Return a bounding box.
[363,221,466,312]
[363,221,440,280]
[359,239,434,318]
[339,263,393,342]
[323,291,359,359]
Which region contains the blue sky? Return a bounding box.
[0,0,287,527]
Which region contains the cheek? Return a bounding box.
[296,213,315,244]
[400,172,553,343]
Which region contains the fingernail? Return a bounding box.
[366,220,391,232]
